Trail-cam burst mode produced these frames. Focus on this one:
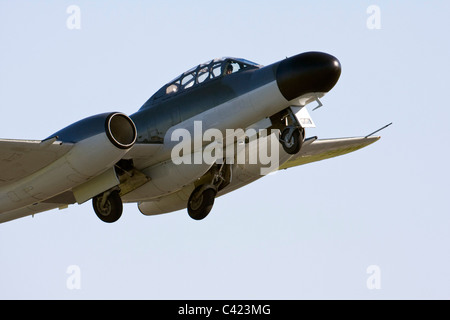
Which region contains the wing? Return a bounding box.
[0,138,73,187]
[279,136,380,170]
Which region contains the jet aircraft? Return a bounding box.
[0,52,381,224]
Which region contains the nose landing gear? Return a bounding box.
[280,126,303,154]
[273,107,305,155]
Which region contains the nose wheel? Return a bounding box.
[280,126,303,154]
[275,107,305,155]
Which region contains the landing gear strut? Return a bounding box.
[187,163,232,221]
[92,190,123,223]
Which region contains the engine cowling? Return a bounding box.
[0,112,137,213]
[51,112,137,178]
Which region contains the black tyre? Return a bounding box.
[281,127,302,154]
[187,186,216,221]
[92,190,123,223]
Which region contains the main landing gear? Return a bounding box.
[187,163,232,220]
[92,189,123,223]
[92,159,149,223]
[187,185,217,221]
[272,107,305,155]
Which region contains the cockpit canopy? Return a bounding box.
[144,57,261,106]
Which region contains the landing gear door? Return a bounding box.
[290,106,316,128]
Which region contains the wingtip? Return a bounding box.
[364,135,381,145]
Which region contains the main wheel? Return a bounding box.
[280,127,302,154]
[187,186,216,220]
[92,190,123,223]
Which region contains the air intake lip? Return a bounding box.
[105,113,137,149]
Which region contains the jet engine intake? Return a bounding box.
[0,112,138,213]
[105,113,137,149]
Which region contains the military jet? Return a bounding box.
[0,52,381,224]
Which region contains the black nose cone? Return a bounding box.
[276,52,341,101]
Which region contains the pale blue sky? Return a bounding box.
[0,0,449,299]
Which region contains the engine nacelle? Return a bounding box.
[0,113,137,212]
[52,112,137,178]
